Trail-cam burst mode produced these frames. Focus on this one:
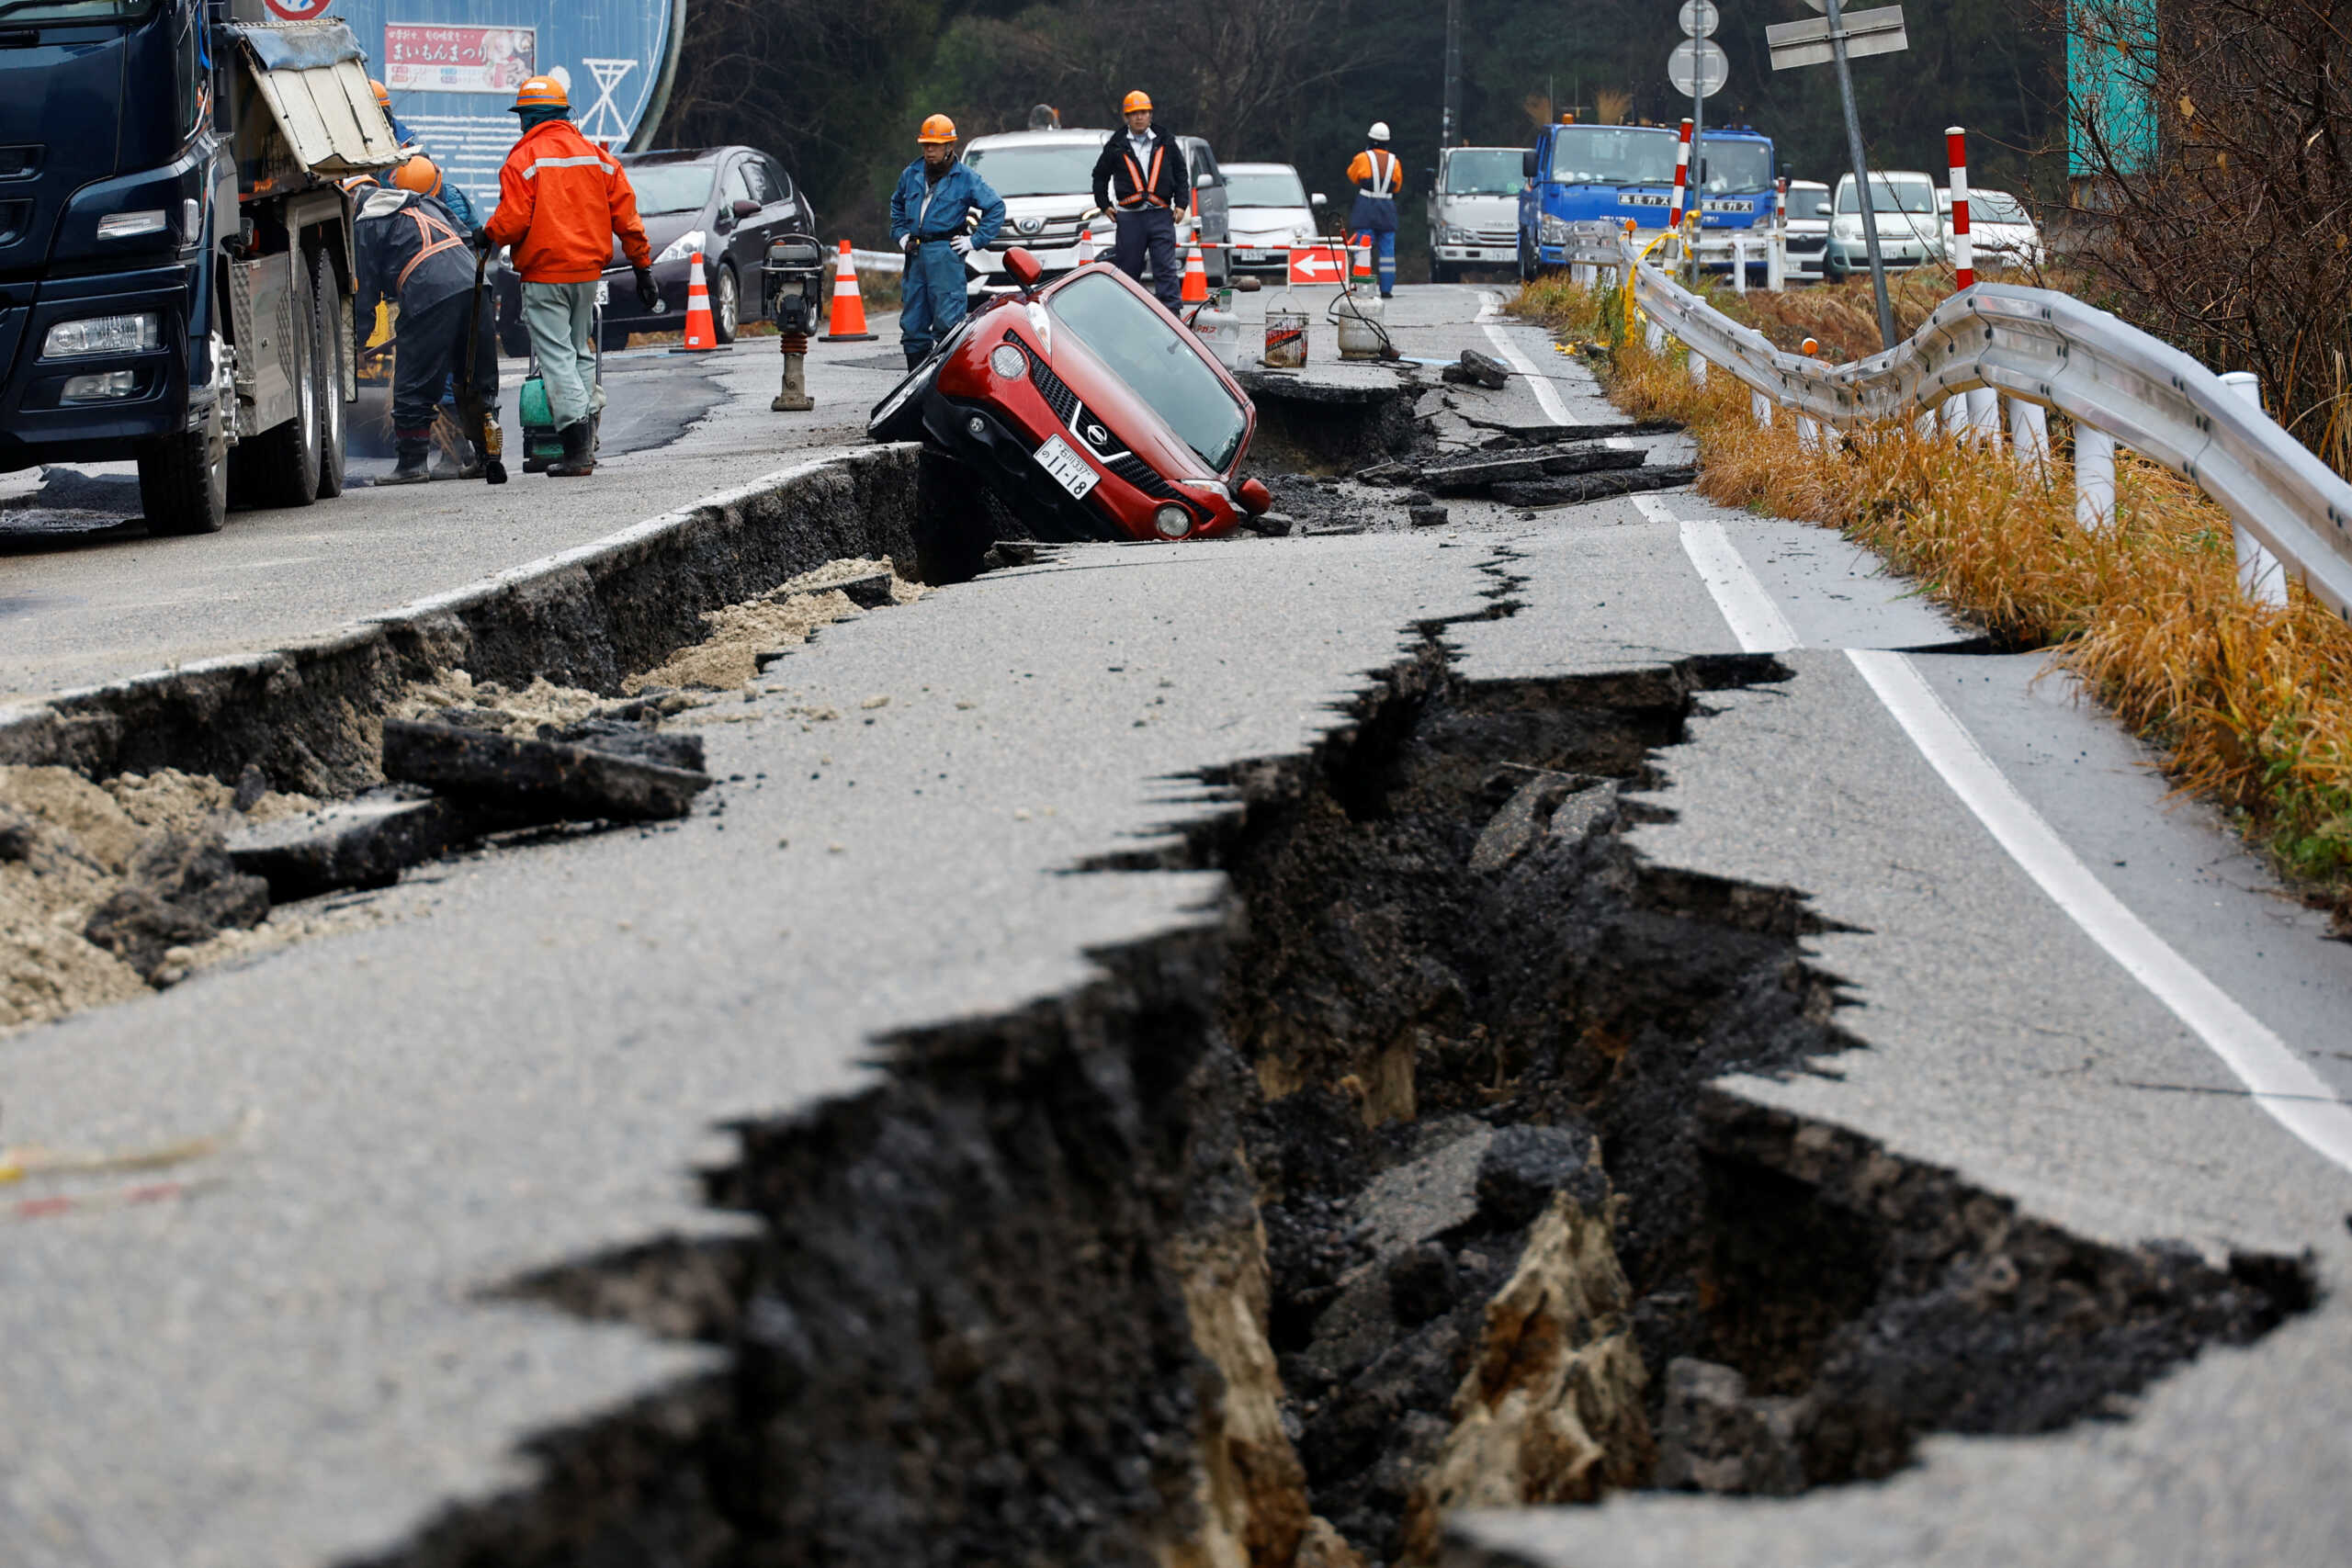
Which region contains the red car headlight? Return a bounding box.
[1152,504,1191,539]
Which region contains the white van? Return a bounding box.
[1427,146,1527,282]
[1936,186,2045,269]
[1825,171,1943,279]
[960,128,1231,290]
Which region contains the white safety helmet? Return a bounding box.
[1367,121,1391,142]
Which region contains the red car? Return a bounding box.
[869,250,1272,543]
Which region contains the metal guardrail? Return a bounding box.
[1558,231,2352,617]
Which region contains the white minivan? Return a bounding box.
[1825,171,1943,279]
[1427,146,1528,282]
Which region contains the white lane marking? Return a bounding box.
[1642,494,1801,653]
[1848,648,2352,1178]
[1475,290,1568,424]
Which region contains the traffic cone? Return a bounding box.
[672,251,728,353]
[820,240,877,343]
[1078,222,1095,265]
[1180,243,1208,304]
[1350,232,1374,287]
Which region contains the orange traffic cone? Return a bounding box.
[671,251,728,354]
[1180,243,1208,304]
[820,240,877,343]
[1077,222,1096,265]
[1350,232,1374,288]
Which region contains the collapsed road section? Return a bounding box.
[360,638,2305,1568]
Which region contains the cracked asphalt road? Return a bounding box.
[1,283,2346,1567]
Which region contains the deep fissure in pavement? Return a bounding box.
[372,641,2310,1568]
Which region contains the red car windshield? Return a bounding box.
[1046,272,1249,471]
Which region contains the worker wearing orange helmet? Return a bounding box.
[1091,89,1190,310]
[888,113,1005,370]
[354,156,499,483]
[479,73,654,477]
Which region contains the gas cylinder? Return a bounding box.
[1262,288,1308,369]
[1333,290,1387,361]
[1191,288,1244,371]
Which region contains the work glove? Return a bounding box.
[634,265,659,311]
[949,234,974,255]
[470,227,495,255]
[902,233,919,255]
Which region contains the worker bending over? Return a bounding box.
[888,115,1005,370]
[352,159,496,484]
[479,74,655,477]
[1091,90,1189,311]
[1346,122,1403,299]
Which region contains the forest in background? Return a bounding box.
[652,0,2064,273]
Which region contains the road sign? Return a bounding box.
[1668,38,1729,97]
[1287,243,1345,285]
[1768,6,1909,70]
[1679,0,1719,37]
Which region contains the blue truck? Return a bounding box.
[0,0,395,534]
[1516,119,1778,277]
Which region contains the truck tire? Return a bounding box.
[232,251,322,507]
[138,400,229,536]
[312,248,348,500]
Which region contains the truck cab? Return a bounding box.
[0,0,386,534]
[1515,119,1776,276]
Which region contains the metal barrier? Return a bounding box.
[1556,231,2352,617]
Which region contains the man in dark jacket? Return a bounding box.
[354,176,497,483]
[1090,89,1190,310]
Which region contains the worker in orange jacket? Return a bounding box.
[478,74,655,477]
[1345,123,1403,299]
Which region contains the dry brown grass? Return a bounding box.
[1514,276,2352,908]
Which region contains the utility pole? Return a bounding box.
[1442,0,1462,148]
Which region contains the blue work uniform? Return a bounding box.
[889,157,1006,366]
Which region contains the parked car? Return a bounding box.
[1824,171,1942,279]
[962,129,1232,290]
[868,249,1270,544]
[1223,163,1324,276]
[492,146,818,355]
[1427,146,1526,282]
[1782,178,1830,281]
[1936,186,2045,269]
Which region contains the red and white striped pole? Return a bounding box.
[1946,125,1973,291]
[1668,118,1694,231]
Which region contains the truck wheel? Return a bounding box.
[312,249,348,500]
[232,253,322,508]
[138,400,229,536]
[711,263,739,344]
[1517,233,1534,283]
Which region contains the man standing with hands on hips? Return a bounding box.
[889,114,1006,370]
[478,73,656,478]
[1091,90,1189,311]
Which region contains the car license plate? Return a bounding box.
[595,280,610,306]
[1034,434,1099,501]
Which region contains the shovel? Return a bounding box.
[457,244,507,484]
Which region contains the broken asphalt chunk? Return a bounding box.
[382,719,713,823]
[1440,348,1513,390]
[227,792,469,900]
[1491,465,1697,507]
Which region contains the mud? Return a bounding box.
[365,640,2309,1568]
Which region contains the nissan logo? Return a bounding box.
[1085,423,1109,446]
[1018,216,1045,235]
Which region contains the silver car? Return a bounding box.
[1825,171,1943,279]
[1221,162,1324,276]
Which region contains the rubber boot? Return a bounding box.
[380,434,433,485]
[546,421,596,477]
[904,346,927,372]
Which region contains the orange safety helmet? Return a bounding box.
[1121,90,1152,115]
[917,113,957,144]
[369,79,391,111]
[391,155,441,197]
[509,74,568,113]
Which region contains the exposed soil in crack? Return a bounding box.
[358,618,2310,1568]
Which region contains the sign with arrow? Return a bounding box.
[1287,243,1345,285]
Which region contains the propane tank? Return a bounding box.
[1191,288,1244,371]
[1333,290,1387,361]
[1262,286,1308,369]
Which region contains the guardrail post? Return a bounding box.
[1751,389,1772,425]
[1690,348,1708,389]
[1797,415,1822,452]
[2008,398,2050,475]
[1731,235,1747,296]
[1646,321,1665,355]
[1768,230,1786,292]
[1966,387,2001,446]
[1940,396,1966,437]
[2075,424,2116,529]
[2220,371,2290,604]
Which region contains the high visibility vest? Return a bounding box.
[1356,150,1397,199]
[396,204,469,292]
[1120,142,1170,209]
